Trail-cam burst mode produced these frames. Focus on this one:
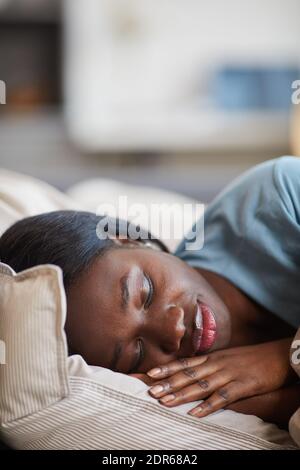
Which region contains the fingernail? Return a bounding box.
[147,368,162,377]
[149,385,164,395]
[189,407,202,416]
[160,394,175,404]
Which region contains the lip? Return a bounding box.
[192,301,217,354]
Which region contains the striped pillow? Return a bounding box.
[0,262,296,449]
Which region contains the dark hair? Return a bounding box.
[0,210,168,288]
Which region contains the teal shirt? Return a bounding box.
[175,157,300,328]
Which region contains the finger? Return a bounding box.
[147,355,209,379]
[188,381,242,417]
[148,359,223,398]
[159,372,231,407]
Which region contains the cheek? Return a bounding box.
[65,301,110,366]
[162,262,199,293]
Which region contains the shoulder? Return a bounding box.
[272,156,300,217]
[215,156,300,207]
[229,156,299,192]
[200,156,300,240]
[273,156,300,191]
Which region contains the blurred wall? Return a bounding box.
[0,0,299,201]
[65,0,300,153]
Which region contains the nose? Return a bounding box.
[147,304,186,354]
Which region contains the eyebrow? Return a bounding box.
[120,273,130,311]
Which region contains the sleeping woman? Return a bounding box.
[0,156,300,429]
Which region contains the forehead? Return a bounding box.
[86,245,165,278]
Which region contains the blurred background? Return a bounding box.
[0,0,299,202]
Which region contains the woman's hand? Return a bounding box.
[145,338,297,417]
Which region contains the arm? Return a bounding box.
[228,384,300,430]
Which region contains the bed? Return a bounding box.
[0,168,298,450]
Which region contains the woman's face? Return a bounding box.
[65,245,231,374]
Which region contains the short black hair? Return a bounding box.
[0,210,167,288]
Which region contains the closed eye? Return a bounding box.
[144,273,154,309]
[128,338,145,374]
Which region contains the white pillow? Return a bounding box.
[0,168,197,252]
[0,262,296,450]
[0,168,78,236]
